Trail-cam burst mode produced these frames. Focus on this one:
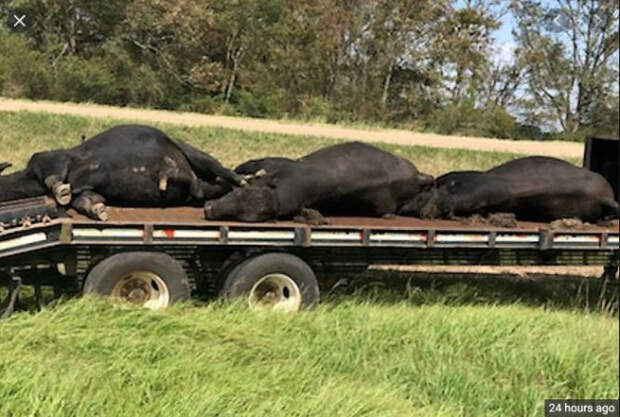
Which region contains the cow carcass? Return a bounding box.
[204,142,433,222]
[399,156,619,222]
[0,125,245,220]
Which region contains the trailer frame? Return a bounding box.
[1,208,618,315]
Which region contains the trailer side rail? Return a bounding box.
[1,220,618,260]
[66,223,620,250]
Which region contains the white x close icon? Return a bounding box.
[13,14,27,28]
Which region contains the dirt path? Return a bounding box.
[0,97,583,158]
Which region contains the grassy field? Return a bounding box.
[0,110,581,176]
[0,296,618,417]
[0,110,617,417]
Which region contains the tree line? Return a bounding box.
[1,0,618,140]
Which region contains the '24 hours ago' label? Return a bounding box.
[545,400,619,417]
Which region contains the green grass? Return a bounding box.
[0,297,617,417]
[0,110,581,176]
[0,110,616,416]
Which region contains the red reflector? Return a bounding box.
[163,229,175,238]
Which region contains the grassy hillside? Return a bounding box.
[0,110,616,416]
[0,111,581,176]
[1,298,618,417]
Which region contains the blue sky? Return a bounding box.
[495,11,516,43]
[493,11,518,64]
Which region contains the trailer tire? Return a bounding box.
[221,253,319,311]
[83,252,190,309]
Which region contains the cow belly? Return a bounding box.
[97,174,190,205]
[313,187,399,216]
[513,194,600,222]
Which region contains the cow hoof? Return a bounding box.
[92,203,108,221]
[159,177,168,191]
[294,208,328,225]
[255,169,267,178]
[240,178,249,187]
[54,183,72,206]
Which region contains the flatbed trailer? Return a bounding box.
[1,205,618,315]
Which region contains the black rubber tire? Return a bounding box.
[83,252,191,306]
[221,253,319,310]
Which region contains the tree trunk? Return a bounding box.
[381,62,393,108]
[225,70,237,103]
[225,49,242,103]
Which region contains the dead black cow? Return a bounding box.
[399,156,619,223]
[0,125,245,220]
[204,142,433,222]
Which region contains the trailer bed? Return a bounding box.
[66,206,619,231]
[1,206,618,261]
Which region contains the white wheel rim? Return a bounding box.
[111,271,170,310]
[248,273,302,312]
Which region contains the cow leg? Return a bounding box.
[190,178,233,201]
[43,175,72,206]
[27,151,73,206]
[157,158,230,201]
[165,168,231,200]
[178,143,247,187]
[157,156,185,192]
[72,191,108,221]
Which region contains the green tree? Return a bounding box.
[431,1,502,103]
[511,0,619,132]
[6,0,127,58]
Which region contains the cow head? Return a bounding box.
[204,185,279,222]
[399,187,443,218]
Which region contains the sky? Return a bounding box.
[493,13,516,63]
[493,12,518,64]
[495,11,516,43]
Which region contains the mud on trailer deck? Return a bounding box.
[1,205,618,316]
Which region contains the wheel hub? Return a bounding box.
[127,287,147,303]
[111,271,170,309]
[248,273,302,312]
